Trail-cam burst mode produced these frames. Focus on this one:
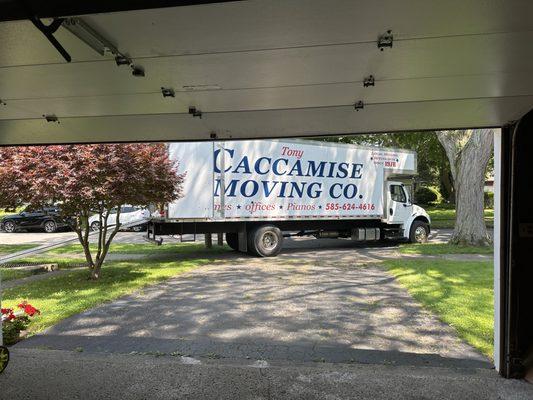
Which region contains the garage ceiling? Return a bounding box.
[0,0,532,144]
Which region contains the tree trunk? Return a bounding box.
[74,214,94,268]
[90,207,122,280]
[437,129,494,246]
[90,265,102,280]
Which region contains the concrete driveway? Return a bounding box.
[17,238,488,368]
[2,348,532,400]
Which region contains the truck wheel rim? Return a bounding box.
[414,226,427,242]
[261,232,278,250]
[4,222,15,233]
[91,223,100,231]
[44,222,55,232]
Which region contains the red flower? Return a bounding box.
[7,312,16,321]
[17,301,40,317]
[1,308,13,315]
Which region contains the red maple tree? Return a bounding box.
[0,144,184,279]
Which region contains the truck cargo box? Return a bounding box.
[167,139,416,222]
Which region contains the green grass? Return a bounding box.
[400,243,493,255]
[384,259,494,358]
[1,257,88,284]
[2,255,222,334]
[0,244,37,255]
[45,241,228,255]
[1,268,35,282]
[426,206,494,229]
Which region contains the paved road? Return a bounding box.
[0,227,457,247]
[2,349,532,400]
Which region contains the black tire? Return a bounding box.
[132,224,146,232]
[2,220,16,233]
[248,225,283,257]
[90,221,100,231]
[409,220,429,243]
[226,232,239,251]
[43,220,57,233]
[0,346,9,374]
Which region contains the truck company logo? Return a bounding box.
[213,146,365,200]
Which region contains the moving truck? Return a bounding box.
[147,139,431,256]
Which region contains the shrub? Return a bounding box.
[484,191,494,208]
[415,186,439,205]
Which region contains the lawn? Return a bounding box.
[2,248,229,335]
[0,244,37,256]
[426,206,494,229]
[45,241,226,255]
[400,243,493,255]
[384,259,494,358]
[1,255,87,282]
[1,268,36,282]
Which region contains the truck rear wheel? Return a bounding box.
[248,225,283,257]
[226,232,239,251]
[409,220,429,243]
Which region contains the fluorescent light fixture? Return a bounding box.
[62,18,119,57]
[63,18,145,77]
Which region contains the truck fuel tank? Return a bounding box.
[352,228,380,241]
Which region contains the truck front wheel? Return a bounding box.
[409,221,429,243]
[226,232,239,251]
[248,225,283,257]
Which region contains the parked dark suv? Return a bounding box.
[0,207,73,233]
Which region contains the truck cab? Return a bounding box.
[386,181,431,243]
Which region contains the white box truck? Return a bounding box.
[147,139,431,256]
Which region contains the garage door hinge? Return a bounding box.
[189,106,203,119]
[363,75,375,87]
[44,114,59,123]
[377,30,393,51]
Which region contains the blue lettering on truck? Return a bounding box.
[213,148,364,200]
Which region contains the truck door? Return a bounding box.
[387,182,412,224]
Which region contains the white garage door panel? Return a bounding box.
[84,0,533,57]
[1,72,532,120]
[2,0,531,68]
[1,96,531,145]
[0,31,532,101]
